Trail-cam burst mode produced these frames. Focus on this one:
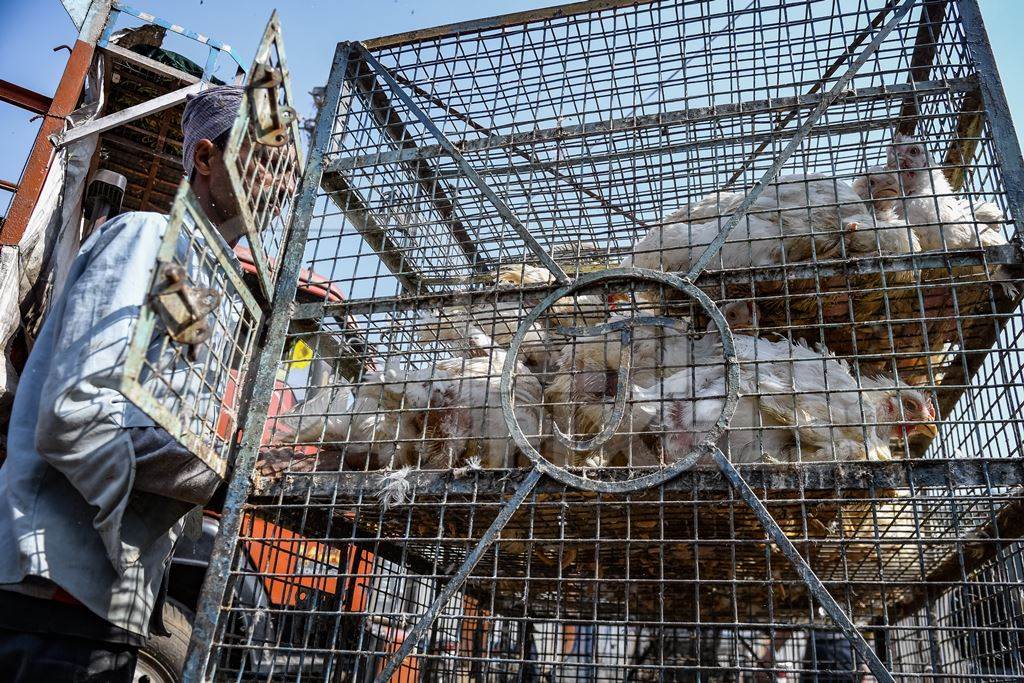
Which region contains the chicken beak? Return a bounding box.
[913,422,939,439]
[874,188,898,199]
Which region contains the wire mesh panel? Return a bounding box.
[224,11,304,301]
[193,0,1024,680]
[121,182,261,477]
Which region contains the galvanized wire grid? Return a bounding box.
[120,184,262,478]
[225,11,304,301]
[200,0,1024,680]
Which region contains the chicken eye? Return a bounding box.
[902,397,919,412]
[908,146,920,155]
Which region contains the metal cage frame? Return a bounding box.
[182,1,1024,680]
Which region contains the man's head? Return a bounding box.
[181,85,246,240]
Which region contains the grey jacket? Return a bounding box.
[0,212,225,637]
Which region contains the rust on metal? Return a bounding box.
[898,0,950,135]
[0,79,53,115]
[149,262,222,360]
[346,55,484,273]
[362,0,664,51]
[2,39,93,246]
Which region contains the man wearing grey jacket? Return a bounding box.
[0,86,250,682]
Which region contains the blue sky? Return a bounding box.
[2,0,1023,212]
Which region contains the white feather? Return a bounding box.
[377,467,412,509]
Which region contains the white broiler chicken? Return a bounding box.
[410,348,544,469]
[273,347,544,471]
[275,363,431,471]
[678,174,869,232]
[423,263,604,373]
[851,165,902,222]
[543,302,757,468]
[619,209,916,274]
[636,333,939,464]
[886,135,1012,253]
[620,172,923,274]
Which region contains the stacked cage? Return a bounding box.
[192,1,1024,680]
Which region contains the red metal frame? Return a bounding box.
[0,79,53,116]
[1,39,93,245]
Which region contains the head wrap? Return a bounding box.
[181,85,244,175]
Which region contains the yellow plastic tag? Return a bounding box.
[287,338,313,369]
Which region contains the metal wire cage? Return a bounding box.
[184,0,1024,680]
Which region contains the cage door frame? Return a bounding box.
[120,182,262,479]
[223,10,305,302]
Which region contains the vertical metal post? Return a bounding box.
[958,0,1024,235]
[182,41,355,681]
[1,0,112,246]
[1,46,92,245]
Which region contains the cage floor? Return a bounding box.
[253,460,1024,623]
[691,250,1022,388]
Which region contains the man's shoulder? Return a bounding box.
[98,211,169,236]
[84,211,169,255]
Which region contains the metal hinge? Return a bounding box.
[150,262,221,361]
[247,62,297,146]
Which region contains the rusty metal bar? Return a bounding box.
[1,39,93,246]
[356,44,571,283]
[326,78,975,174]
[388,70,648,229]
[897,0,950,136]
[347,54,485,274]
[252,459,1024,499]
[943,88,984,191]
[290,244,1023,319]
[0,79,52,115]
[362,0,664,51]
[321,168,423,294]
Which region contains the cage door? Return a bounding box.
[120,182,263,478]
[223,11,305,302]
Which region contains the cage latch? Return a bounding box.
[248,62,297,147]
[150,262,221,360]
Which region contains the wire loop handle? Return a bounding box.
[501,267,739,494]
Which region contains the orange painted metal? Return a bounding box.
[2,39,93,246]
[241,513,342,607]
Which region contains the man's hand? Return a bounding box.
[255,446,325,478]
[256,447,299,478]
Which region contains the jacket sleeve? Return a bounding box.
[129,426,221,505]
[32,213,170,570]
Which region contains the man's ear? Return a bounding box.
[192,139,217,178]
